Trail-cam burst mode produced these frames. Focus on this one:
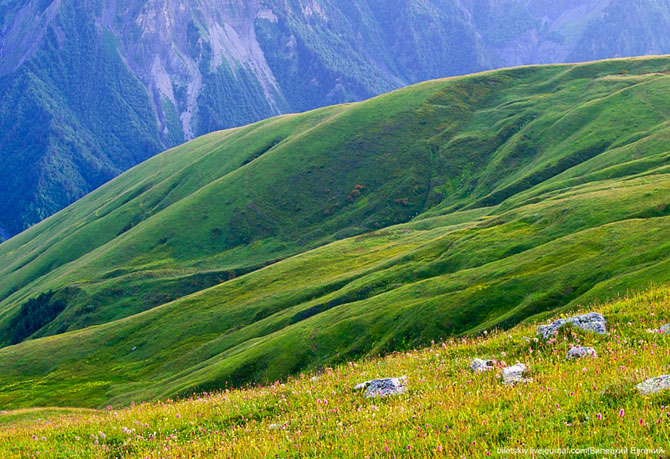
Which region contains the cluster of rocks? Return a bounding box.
[354,376,407,399]
[537,312,607,339]
[352,313,670,399]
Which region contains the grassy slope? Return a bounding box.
[1,57,670,408]
[1,285,669,458]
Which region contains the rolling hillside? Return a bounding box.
[4,0,670,237]
[1,56,670,409]
[1,286,670,457]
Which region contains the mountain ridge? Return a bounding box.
[3,0,670,236]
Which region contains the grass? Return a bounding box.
[1,285,669,457]
[1,56,670,409]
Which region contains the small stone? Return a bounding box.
[537,312,606,339]
[310,376,320,381]
[268,424,281,430]
[131,346,137,351]
[470,358,496,373]
[636,375,670,395]
[355,376,407,398]
[502,363,531,385]
[567,346,597,359]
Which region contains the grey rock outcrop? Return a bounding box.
[470,358,496,373]
[354,377,407,398]
[537,313,606,339]
[566,346,597,359]
[502,364,531,385]
[636,375,670,395]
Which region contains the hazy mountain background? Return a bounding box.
[2,0,670,239]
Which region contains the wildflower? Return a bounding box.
[619,409,625,418]
[407,445,412,451]
[597,413,602,420]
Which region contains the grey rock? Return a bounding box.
[502,364,531,385]
[537,313,606,339]
[567,346,597,359]
[636,375,670,395]
[470,358,496,373]
[660,324,670,334]
[355,376,407,398]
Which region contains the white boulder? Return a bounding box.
[537,313,606,339]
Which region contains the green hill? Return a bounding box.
[1,56,670,409]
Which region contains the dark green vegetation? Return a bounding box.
[8,290,65,345]
[2,57,670,409]
[3,0,670,236]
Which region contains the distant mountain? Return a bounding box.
[2,0,670,237]
[1,56,670,408]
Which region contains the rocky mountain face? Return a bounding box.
[1,0,670,238]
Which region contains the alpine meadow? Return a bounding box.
[2,55,670,457]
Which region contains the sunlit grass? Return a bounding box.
[3,285,669,458]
